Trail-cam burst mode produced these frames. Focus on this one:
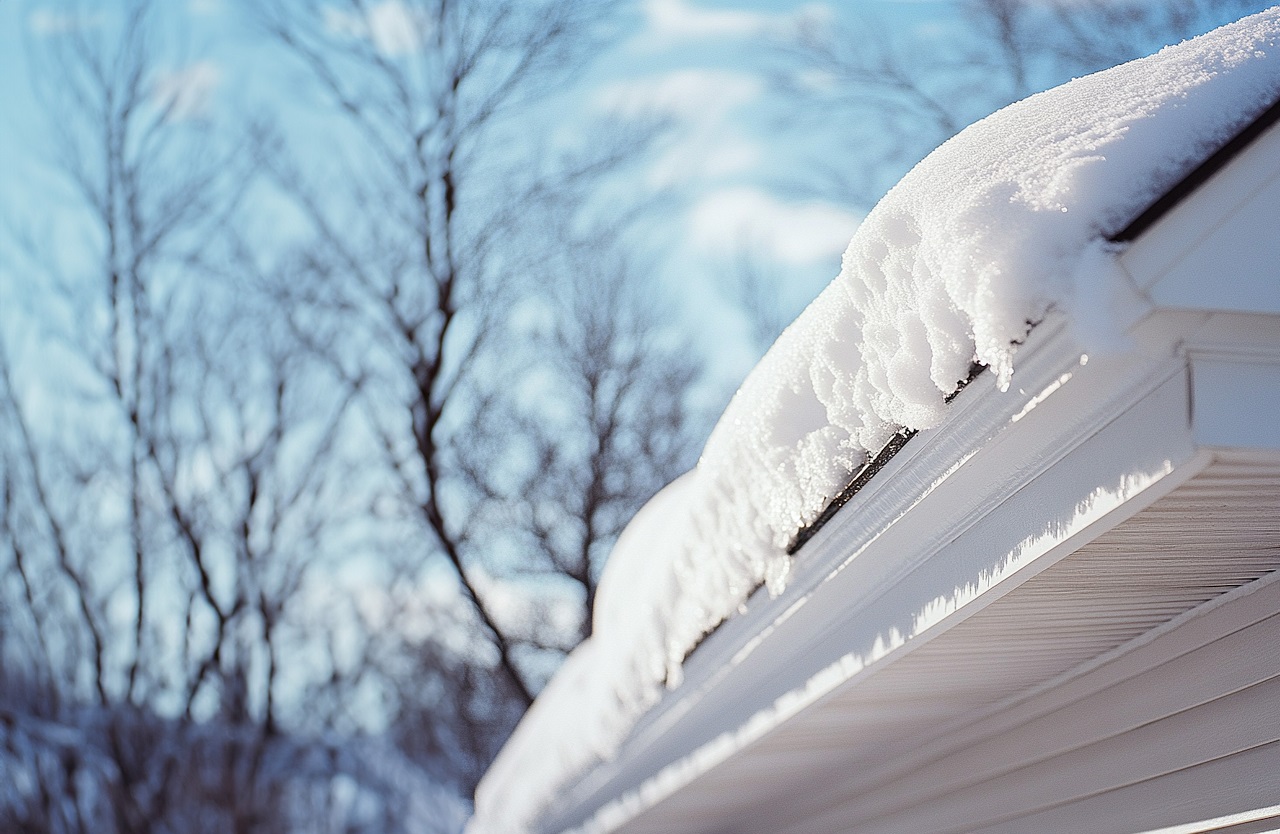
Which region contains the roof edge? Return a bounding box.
[1109,92,1280,243]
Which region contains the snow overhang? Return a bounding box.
[470,13,1280,834]
[532,85,1280,834]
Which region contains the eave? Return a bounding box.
[536,106,1280,834]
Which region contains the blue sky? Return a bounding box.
[0,0,965,385]
[9,0,1255,392]
[0,6,952,285]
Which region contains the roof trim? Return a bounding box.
[1109,93,1280,243]
[786,429,916,555]
[787,362,987,555]
[790,93,1280,557]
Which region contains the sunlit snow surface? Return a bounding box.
[472,11,1280,833]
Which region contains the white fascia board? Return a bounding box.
[546,310,1214,834]
[1192,352,1280,450]
[1117,111,1280,450]
[1121,120,1280,315]
[549,124,1280,834]
[1182,312,1280,451]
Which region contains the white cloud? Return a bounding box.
[596,68,763,120]
[152,61,221,121]
[689,187,862,265]
[368,1,426,55]
[651,133,762,187]
[323,1,430,57]
[644,0,773,39]
[640,0,833,42]
[596,70,767,186]
[689,135,761,177]
[27,9,106,36]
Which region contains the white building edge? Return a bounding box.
[476,36,1280,834]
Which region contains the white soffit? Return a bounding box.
[542,112,1280,834]
[550,120,1280,832]
[593,454,1280,834]
[552,299,1280,833]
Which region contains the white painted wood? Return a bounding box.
[1121,120,1280,293]
[798,633,1280,833]
[563,452,1280,828]
[545,328,1202,833]
[594,459,1280,834]
[1192,356,1280,450]
[536,121,1280,834]
[1147,172,1280,314]
[1135,804,1280,834]
[854,548,1280,792]
[846,678,1280,834]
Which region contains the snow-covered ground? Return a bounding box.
[470,10,1280,833]
[0,705,470,834]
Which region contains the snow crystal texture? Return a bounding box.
[472,11,1280,833]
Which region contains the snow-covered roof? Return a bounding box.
[470,11,1280,834]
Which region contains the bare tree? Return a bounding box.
[501,240,699,645]
[330,228,702,791]
[248,0,699,780]
[0,702,470,834]
[9,0,301,722]
[0,1,401,827]
[775,0,1272,207]
[721,0,1274,348]
[2,0,700,806]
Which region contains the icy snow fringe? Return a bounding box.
[472,11,1280,833]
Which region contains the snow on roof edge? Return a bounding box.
[470,12,1280,834]
[1110,90,1280,241]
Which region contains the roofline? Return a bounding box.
[542,303,1267,832]
[785,361,988,554]
[790,93,1280,558]
[527,99,1280,827]
[1108,92,1280,243]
